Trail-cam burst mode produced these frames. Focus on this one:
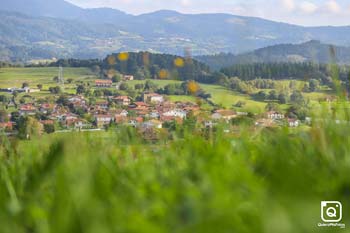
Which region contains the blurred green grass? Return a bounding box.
[1,113,350,233]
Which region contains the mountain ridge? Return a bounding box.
[2,0,350,61]
[196,40,350,70]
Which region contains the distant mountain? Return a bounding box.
[0,0,83,18]
[2,0,350,62]
[0,11,126,61]
[0,0,131,24]
[196,41,350,70]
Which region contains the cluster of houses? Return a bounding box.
[0,90,302,133]
[0,76,303,134]
[0,91,202,132]
[254,111,300,128]
[95,75,134,88]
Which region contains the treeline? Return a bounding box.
[0,61,20,68]
[100,52,215,83]
[40,52,217,84]
[195,53,237,70]
[49,59,102,68]
[221,62,350,82]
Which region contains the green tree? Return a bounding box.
[309,79,320,92]
[49,86,62,94]
[0,110,9,123]
[17,116,43,139]
[0,95,9,104]
[290,91,304,104]
[268,90,277,100]
[135,84,144,90]
[22,82,29,88]
[76,84,87,95]
[43,124,55,134]
[119,83,129,91]
[278,93,288,104]
[112,74,121,83]
[265,102,280,111]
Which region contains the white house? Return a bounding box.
[143,93,164,104]
[288,119,300,127]
[266,111,284,120]
[94,115,113,128]
[142,120,162,129]
[115,109,128,117]
[149,111,160,119]
[162,109,187,119]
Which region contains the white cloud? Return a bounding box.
[180,0,191,7]
[325,0,341,13]
[230,5,248,15]
[281,0,296,11]
[300,1,318,14]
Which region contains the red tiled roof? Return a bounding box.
[114,96,130,100]
[134,102,148,107]
[0,122,13,128]
[95,79,112,84]
[41,103,55,109]
[20,104,36,111]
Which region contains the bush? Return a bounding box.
[43,124,55,134]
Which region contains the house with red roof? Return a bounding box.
[0,122,13,131]
[94,114,114,128]
[19,104,37,116]
[113,96,131,106]
[95,79,113,88]
[143,93,164,104]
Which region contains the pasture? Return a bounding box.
[0,67,96,89]
[0,68,331,113]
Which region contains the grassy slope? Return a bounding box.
[0,68,330,113]
[0,67,96,89]
[128,79,267,113]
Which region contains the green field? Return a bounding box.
[128,79,268,112]
[0,68,331,113]
[201,84,267,112]
[0,67,96,89]
[167,95,197,103]
[128,79,183,88]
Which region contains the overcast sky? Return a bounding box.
[66,0,350,26]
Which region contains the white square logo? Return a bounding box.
[321,201,342,223]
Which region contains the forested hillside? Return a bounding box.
[49,52,217,83]
[220,62,350,82]
[197,41,350,70]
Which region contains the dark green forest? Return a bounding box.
[197,40,350,70]
[220,62,350,82]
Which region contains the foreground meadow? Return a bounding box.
[0,110,349,233]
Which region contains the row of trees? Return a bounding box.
[222,76,323,97]
[254,90,305,105]
[220,62,349,84]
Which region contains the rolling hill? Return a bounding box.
[196,41,350,70]
[2,0,350,61]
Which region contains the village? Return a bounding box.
[0,72,304,137]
